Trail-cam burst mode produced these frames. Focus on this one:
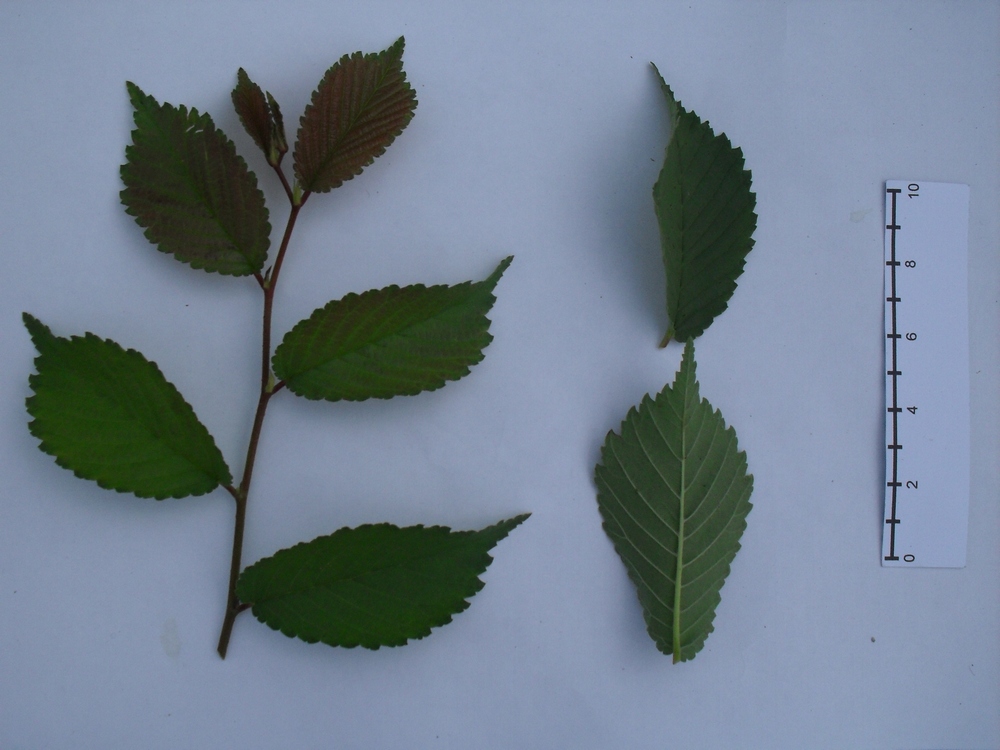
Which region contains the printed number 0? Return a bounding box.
[903,554,915,562]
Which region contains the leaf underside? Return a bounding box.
[653,68,757,343]
[272,257,512,402]
[294,36,418,193]
[120,82,271,276]
[595,341,752,662]
[237,514,529,649]
[23,314,232,499]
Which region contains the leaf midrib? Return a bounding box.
[672,371,688,662]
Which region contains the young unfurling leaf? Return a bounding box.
[272,257,511,401]
[121,82,271,276]
[652,67,757,345]
[237,515,529,649]
[595,341,752,662]
[293,36,417,194]
[23,314,232,499]
[232,68,288,166]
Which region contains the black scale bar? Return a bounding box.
[885,188,902,560]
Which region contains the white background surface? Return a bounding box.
[1,2,997,748]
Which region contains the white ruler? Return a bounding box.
[882,181,970,568]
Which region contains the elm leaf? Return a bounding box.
[293,36,417,194]
[272,257,511,401]
[232,68,288,166]
[120,82,271,276]
[653,68,757,344]
[236,514,529,648]
[23,314,232,499]
[595,341,753,662]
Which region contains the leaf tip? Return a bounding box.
[124,80,146,108]
[651,65,682,125]
[487,512,530,543]
[22,312,50,347]
[678,338,697,381]
[508,511,531,528]
[485,255,514,288]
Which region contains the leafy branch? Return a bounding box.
[25,38,527,659]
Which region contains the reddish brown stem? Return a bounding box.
[271,162,294,204]
[216,183,303,659]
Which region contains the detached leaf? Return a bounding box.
[273,257,511,401]
[237,514,529,648]
[121,82,271,276]
[595,341,752,662]
[232,69,287,166]
[23,314,232,499]
[293,36,417,193]
[653,68,757,344]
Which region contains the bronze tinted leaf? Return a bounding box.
[121,82,271,276]
[232,69,287,165]
[293,37,417,193]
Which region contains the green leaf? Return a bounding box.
[272,256,511,402]
[595,341,753,662]
[652,67,757,344]
[120,81,271,276]
[236,514,529,648]
[293,36,417,194]
[23,314,232,499]
[232,68,288,166]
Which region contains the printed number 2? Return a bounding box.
[906,480,918,489]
